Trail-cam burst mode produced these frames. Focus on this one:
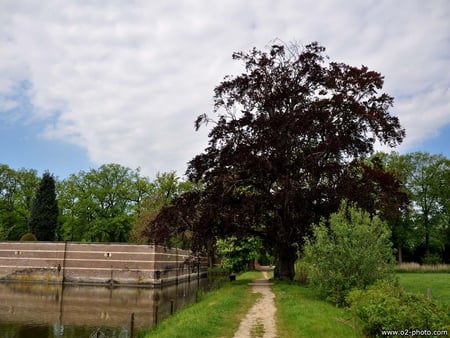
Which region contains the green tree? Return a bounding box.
[58,164,153,242]
[0,164,20,239]
[368,152,411,263]
[406,152,449,261]
[133,172,200,245]
[145,41,404,279]
[303,201,396,306]
[0,165,40,240]
[28,172,58,241]
[378,152,450,263]
[216,236,261,272]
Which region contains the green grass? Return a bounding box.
[139,271,261,338]
[274,282,364,338]
[236,269,265,280]
[397,272,450,306]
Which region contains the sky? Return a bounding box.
[0,0,449,180]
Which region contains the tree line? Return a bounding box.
[0,153,448,264]
[0,164,194,243]
[0,152,450,263]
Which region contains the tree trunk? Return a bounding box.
[397,244,403,264]
[274,246,297,280]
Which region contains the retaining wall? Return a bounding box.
[0,241,207,286]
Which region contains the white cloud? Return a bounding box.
[0,0,449,177]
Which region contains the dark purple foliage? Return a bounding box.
[144,42,406,279]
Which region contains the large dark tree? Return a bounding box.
[145,42,405,279]
[29,172,58,241]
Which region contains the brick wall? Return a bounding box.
[0,241,207,285]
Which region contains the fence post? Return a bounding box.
[154,305,158,326]
[130,312,135,338]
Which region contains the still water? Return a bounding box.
[0,278,208,338]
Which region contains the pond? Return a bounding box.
[0,278,208,338]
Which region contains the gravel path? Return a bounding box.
[232,271,277,338]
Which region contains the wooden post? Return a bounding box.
[154,305,158,326]
[130,312,135,338]
[426,288,431,300]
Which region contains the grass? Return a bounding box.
[274,282,364,338]
[139,271,261,337]
[139,270,450,338]
[397,272,450,306]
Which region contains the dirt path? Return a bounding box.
[232,270,277,338]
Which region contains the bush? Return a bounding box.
[257,250,274,266]
[20,232,37,241]
[347,280,450,337]
[216,236,261,272]
[294,259,309,284]
[422,253,442,265]
[302,201,396,306]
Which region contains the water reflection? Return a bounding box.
[0,278,208,337]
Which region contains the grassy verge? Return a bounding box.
[139,271,262,338]
[397,272,450,306]
[274,282,364,338]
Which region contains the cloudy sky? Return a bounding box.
[1,0,449,179]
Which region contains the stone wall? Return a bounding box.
[0,241,207,286]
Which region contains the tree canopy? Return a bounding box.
[0,165,40,240]
[144,41,405,279]
[377,151,450,263]
[58,163,152,242]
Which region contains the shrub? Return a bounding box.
[302,201,396,306]
[347,280,450,337]
[216,236,261,272]
[294,259,309,284]
[422,253,442,265]
[20,232,37,241]
[257,250,274,266]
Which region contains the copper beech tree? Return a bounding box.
[144,42,405,279]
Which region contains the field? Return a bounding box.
[397,272,450,306]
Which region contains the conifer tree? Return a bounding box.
[28,172,58,241]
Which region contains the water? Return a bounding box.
[0,278,208,338]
